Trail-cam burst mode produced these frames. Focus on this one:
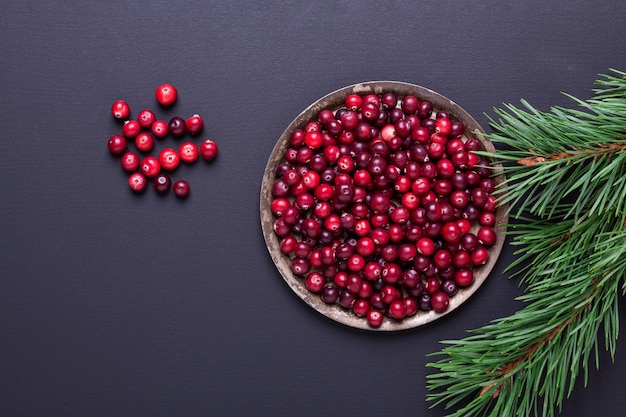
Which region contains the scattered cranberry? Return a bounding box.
[135,132,155,152]
[159,148,181,171]
[128,172,147,192]
[200,139,219,161]
[121,151,140,172]
[179,142,199,163]
[168,116,186,137]
[140,156,160,178]
[153,173,171,194]
[122,120,141,139]
[137,109,156,128]
[151,120,168,138]
[111,100,130,119]
[185,114,204,135]
[173,180,190,198]
[155,83,177,106]
[107,135,127,155]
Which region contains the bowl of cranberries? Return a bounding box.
[260,81,507,331]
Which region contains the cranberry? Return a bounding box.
[159,148,181,171]
[168,117,186,137]
[431,292,450,313]
[155,83,177,106]
[138,109,156,128]
[173,180,190,198]
[128,172,147,192]
[185,114,204,135]
[135,132,155,152]
[200,140,219,161]
[111,100,130,119]
[321,285,340,304]
[367,309,384,328]
[122,120,141,139]
[107,135,127,155]
[179,142,199,163]
[153,173,171,194]
[121,151,140,172]
[140,156,160,178]
[353,299,371,317]
[389,300,406,319]
[151,120,168,138]
[305,272,325,293]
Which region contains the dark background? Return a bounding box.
[1,1,625,416]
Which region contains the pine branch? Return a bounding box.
[426,69,626,417]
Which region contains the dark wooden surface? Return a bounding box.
[1,1,625,416]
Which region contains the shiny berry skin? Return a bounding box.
[305,272,325,293]
[111,100,130,119]
[140,156,160,178]
[137,109,156,128]
[200,140,219,161]
[122,120,141,139]
[107,135,127,155]
[120,151,140,172]
[431,292,450,313]
[389,299,406,319]
[128,172,147,192]
[151,120,168,138]
[435,117,452,136]
[185,114,204,135]
[471,247,490,265]
[179,141,199,163]
[168,117,186,137]
[155,83,177,106]
[455,268,474,287]
[152,173,171,194]
[135,132,155,152]
[345,94,363,111]
[173,180,190,198]
[367,309,384,328]
[159,148,180,171]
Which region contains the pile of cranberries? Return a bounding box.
[107,83,219,197]
[270,92,498,328]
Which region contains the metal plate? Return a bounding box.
[260,81,508,331]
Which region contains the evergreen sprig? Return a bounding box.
[426,69,626,417]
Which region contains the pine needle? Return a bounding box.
[426,69,626,417]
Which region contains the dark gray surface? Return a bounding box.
[1,1,625,416]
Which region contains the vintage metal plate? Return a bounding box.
[260,81,507,331]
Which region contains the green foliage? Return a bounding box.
[426,69,626,417]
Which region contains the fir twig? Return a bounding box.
[426,69,626,417]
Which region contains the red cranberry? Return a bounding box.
[138,109,156,128]
[200,140,219,161]
[178,142,198,162]
[159,148,181,171]
[111,100,130,119]
[367,309,384,328]
[128,172,147,192]
[121,151,140,172]
[140,156,160,178]
[185,114,204,135]
[155,83,177,106]
[173,180,190,198]
[431,292,450,313]
[122,120,141,139]
[151,120,168,138]
[135,132,154,152]
[305,272,325,293]
[107,135,127,155]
